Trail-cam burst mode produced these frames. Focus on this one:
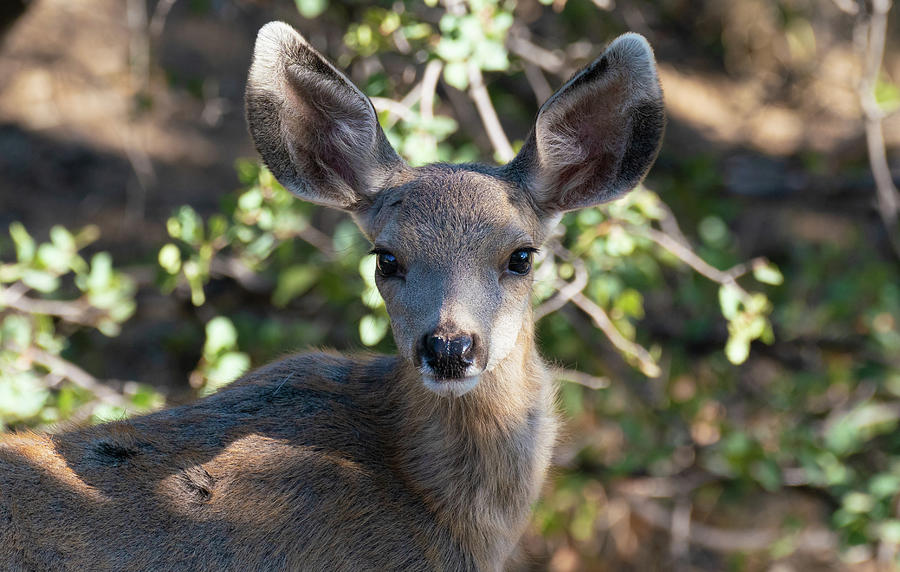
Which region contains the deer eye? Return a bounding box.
[507,249,534,276]
[374,251,400,277]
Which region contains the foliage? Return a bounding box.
[1,0,899,569]
[0,223,162,429]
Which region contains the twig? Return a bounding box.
[149,0,178,40]
[371,97,416,122]
[0,287,104,327]
[375,82,426,129]
[420,60,443,122]
[571,292,661,377]
[293,226,338,259]
[556,368,610,389]
[522,62,553,105]
[25,348,133,408]
[831,0,860,14]
[534,247,589,320]
[126,0,150,92]
[625,496,837,554]
[467,63,515,162]
[119,128,156,223]
[857,0,900,259]
[507,30,568,76]
[655,200,692,248]
[625,224,759,300]
[670,496,692,567]
[208,257,272,293]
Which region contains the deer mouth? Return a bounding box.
[420,371,481,397]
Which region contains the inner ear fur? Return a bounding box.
[506,33,665,215]
[245,22,402,211]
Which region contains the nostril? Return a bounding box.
[449,335,474,365]
[423,335,445,361]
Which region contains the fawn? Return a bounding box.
[0,21,663,571]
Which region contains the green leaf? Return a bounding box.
[9,222,35,263]
[182,259,206,306]
[870,473,900,498]
[475,40,509,71]
[171,206,203,245]
[880,520,900,544]
[752,261,784,285]
[91,403,127,423]
[273,265,320,307]
[204,316,239,357]
[158,243,182,274]
[605,226,635,256]
[843,491,875,514]
[718,284,742,320]
[237,188,264,212]
[0,373,50,421]
[875,76,900,113]
[1,314,33,348]
[295,0,328,19]
[361,285,384,309]
[698,215,729,247]
[21,269,60,293]
[750,459,782,491]
[204,351,251,393]
[725,333,750,364]
[36,244,70,274]
[87,252,113,291]
[443,61,469,90]
[49,225,76,252]
[359,314,389,346]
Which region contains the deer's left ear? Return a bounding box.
[506,33,665,215]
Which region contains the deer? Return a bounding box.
[0,21,663,571]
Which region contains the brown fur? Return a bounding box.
[0,22,664,571]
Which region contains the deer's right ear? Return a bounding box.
[246,22,402,211]
[506,33,665,216]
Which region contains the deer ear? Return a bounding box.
[506,33,665,215]
[245,22,402,211]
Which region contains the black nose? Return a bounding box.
[421,333,475,379]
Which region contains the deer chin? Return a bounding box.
[421,371,481,398]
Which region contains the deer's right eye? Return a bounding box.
[374,251,400,277]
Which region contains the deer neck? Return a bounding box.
[386,313,558,564]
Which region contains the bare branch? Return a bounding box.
[507,30,568,76]
[420,60,443,122]
[556,368,610,389]
[25,348,133,408]
[467,63,515,162]
[293,226,338,260]
[571,292,661,377]
[534,248,589,320]
[832,0,860,14]
[371,97,416,122]
[522,62,553,105]
[149,0,178,40]
[624,223,763,303]
[0,287,105,328]
[625,496,837,554]
[670,496,692,565]
[655,200,692,248]
[857,0,900,258]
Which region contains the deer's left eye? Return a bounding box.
[507,249,534,275]
[374,251,401,277]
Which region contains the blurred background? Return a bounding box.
[1,0,899,570]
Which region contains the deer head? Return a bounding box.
[245,22,664,398]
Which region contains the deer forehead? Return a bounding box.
[367,166,542,259]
